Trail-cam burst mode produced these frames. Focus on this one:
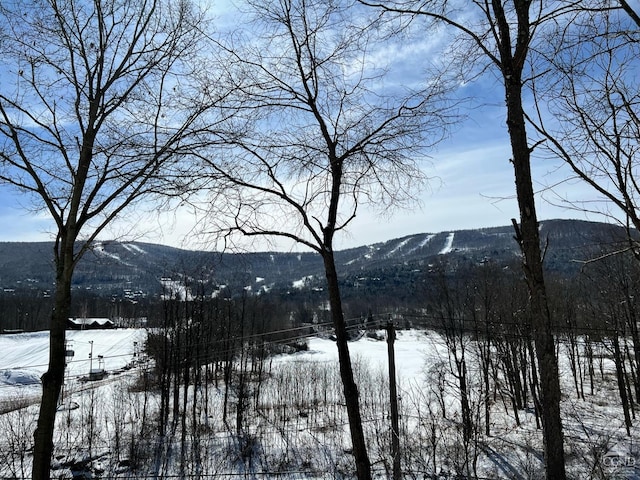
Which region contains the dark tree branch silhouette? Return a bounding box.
[354,1,615,478]
[192,1,456,478]
[0,1,223,478]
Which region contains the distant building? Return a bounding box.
[2,329,25,334]
[67,317,115,330]
[112,316,147,328]
[88,368,107,381]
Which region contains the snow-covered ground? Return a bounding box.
[274,329,440,380]
[0,329,145,402]
[0,328,638,479]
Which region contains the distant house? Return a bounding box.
[67,317,115,330]
[2,329,25,334]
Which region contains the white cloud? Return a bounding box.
[0,121,610,252]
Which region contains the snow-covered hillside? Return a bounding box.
[0,328,638,479]
[0,329,145,400]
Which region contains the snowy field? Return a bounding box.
[0,329,145,407]
[0,328,638,479]
[0,328,430,403]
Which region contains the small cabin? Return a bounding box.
[88,368,106,381]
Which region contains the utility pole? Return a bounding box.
[386,319,401,480]
[89,340,94,374]
[59,340,74,406]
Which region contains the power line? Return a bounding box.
[1,314,636,376]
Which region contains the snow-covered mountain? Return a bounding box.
[0,219,630,298]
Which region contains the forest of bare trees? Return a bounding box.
[2,245,640,478]
[0,0,638,478]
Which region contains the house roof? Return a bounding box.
[68,317,113,326]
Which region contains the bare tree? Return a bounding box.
[194,1,455,478]
[530,5,639,241]
[529,4,640,406]
[0,1,221,478]
[357,1,584,478]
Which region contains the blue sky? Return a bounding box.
[0,107,601,251]
[0,1,615,252]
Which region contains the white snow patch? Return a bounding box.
[274,329,435,382]
[346,245,377,264]
[121,243,147,255]
[418,234,435,248]
[387,238,411,256]
[438,232,455,254]
[406,234,435,255]
[93,242,133,266]
[292,275,313,289]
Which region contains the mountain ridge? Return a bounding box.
[0,219,630,298]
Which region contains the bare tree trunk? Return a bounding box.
[490,1,565,474]
[510,341,525,410]
[323,250,372,480]
[585,337,595,395]
[626,311,640,403]
[32,243,74,480]
[386,321,401,480]
[613,334,633,435]
[508,121,566,480]
[623,338,639,405]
